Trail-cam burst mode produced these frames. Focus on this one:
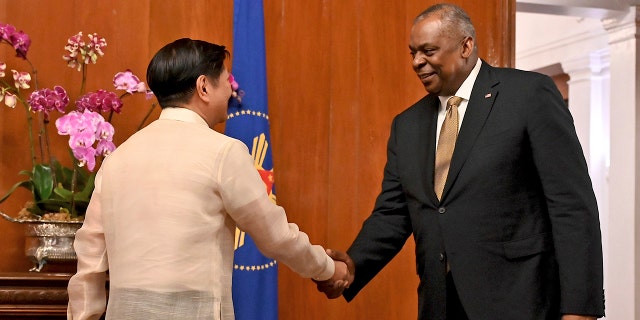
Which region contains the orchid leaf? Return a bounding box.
[52,184,74,199]
[32,164,54,201]
[0,179,32,203]
[39,197,89,214]
[36,199,70,214]
[76,172,96,201]
[18,169,33,178]
[52,158,75,189]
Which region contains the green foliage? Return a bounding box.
[0,159,95,218]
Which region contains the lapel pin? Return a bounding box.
[485,93,492,98]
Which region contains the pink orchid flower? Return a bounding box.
[63,32,106,70]
[56,109,115,172]
[95,121,115,141]
[0,23,30,58]
[113,70,154,100]
[28,86,69,118]
[229,73,239,91]
[2,92,17,108]
[113,70,145,94]
[228,73,243,102]
[72,146,97,171]
[11,70,30,89]
[86,33,106,64]
[63,32,84,71]
[96,139,116,156]
[55,111,81,135]
[75,89,123,113]
[69,129,97,149]
[9,30,31,58]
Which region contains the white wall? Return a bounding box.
[515,1,637,318]
[516,12,607,72]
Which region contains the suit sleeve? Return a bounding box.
[526,75,605,316]
[343,118,413,301]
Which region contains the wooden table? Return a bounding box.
[0,272,73,319]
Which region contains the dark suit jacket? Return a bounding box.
[343,61,605,320]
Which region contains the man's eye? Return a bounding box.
[424,49,436,56]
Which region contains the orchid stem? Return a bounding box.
[80,64,87,95]
[70,167,77,217]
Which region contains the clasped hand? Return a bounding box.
[313,249,355,299]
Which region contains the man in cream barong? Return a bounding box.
[67,38,351,320]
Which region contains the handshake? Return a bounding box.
[313,249,355,299]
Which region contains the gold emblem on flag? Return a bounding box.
[235,133,276,249]
[233,132,278,271]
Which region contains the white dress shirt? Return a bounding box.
[67,107,334,320]
[435,58,482,147]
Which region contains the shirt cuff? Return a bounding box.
[313,253,335,281]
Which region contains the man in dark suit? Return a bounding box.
[315,3,605,320]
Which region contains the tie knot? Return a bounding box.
[447,96,463,109]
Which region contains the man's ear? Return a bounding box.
[461,36,474,58]
[196,75,209,101]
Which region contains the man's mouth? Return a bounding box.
[418,72,436,83]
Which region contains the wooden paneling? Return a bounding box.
[0,1,514,319]
[552,73,570,101]
[267,1,514,319]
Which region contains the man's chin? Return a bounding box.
[422,85,440,95]
[419,79,441,94]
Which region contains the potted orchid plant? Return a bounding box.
[0,23,155,222]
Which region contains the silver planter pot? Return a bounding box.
[24,221,82,272]
[1,211,82,272]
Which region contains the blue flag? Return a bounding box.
[226,1,278,319]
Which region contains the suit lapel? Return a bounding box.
[416,95,441,205]
[441,62,499,200]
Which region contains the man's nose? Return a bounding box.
[412,52,426,69]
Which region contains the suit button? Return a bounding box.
[439,253,445,261]
[438,207,446,214]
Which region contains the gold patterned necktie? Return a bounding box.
[434,96,463,200]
